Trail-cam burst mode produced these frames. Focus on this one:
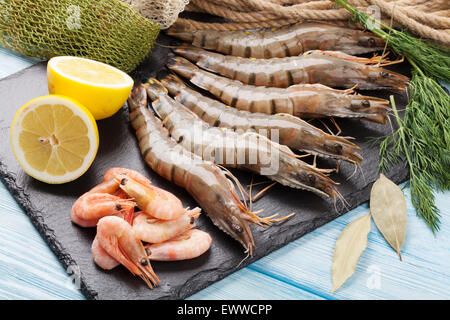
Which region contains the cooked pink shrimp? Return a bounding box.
[104,168,153,187]
[115,174,185,221]
[70,193,135,227]
[96,216,159,288]
[132,208,201,243]
[86,178,121,195]
[91,235,120,270]
[146,229,212,261]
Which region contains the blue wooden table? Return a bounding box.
[1,47,449,300]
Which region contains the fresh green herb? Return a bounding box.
[336,0,450,232]
[334,0,450,82]
[375,75,449,232]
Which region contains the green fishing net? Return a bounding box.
[0,0,160,73]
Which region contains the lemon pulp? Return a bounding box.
[53,57,131,87]
[11,95,99,184]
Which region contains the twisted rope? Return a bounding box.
[176,0,449,43]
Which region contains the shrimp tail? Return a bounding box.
[145,78,169,101]
[160,73,188,96]
[187,207,202,219]
[166,27,195,43]
[167,54,198,79]
[173,44,205,63]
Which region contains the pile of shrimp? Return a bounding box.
[117,22,410,259]
[159,21,410,183]
[70,167,212,289]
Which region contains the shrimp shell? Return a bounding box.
[116,173,186,221]
[91,235,120,270]
[167,22,385,57]
[96,216,159,288]
[161,74,362,165]
[128,84,282,255]
[70,192,135,227]
[132,208,201,244]
[167,56,390,124]
[173,45,409,92]
[146,78,339,199]
[146,229,212,261]
[104,167,153,187]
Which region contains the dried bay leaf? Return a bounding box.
[370,174,407,260]
[331,213,371,293]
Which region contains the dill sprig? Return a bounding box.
[334,0,450,82]
[374,69,450,232]
[334,0,450,231]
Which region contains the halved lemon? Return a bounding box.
[47,56,134,120]
[10,95,99,184]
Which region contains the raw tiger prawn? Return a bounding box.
[167,22,385,58]
[173,45,409,92]
[167,56,390,124]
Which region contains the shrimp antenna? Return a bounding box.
[334,189,349,213]
[358,164,367,185]
[251,182,277,202]
[347,161,360,180]
[236,251,251,269]
[217,164,249,208]
[387,114,395,136]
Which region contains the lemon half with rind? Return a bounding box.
[10,95,99,184]
[47,56,134,120]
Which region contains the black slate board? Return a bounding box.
[0,36,410,299]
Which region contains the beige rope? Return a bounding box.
[177,0,450,44]
[371,0,450,42]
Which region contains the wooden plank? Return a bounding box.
[0,182,84,300]
[0,47,39,79]
[188,268,323,300]
[248,185,450,299]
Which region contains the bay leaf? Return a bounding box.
[331,213,371,293]
[370,174,407,260]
